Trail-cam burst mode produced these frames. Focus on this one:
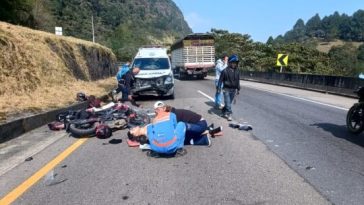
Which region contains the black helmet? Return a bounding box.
[228,54,239,63]
[76,92,87,102]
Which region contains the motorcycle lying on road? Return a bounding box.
[346,87,364,134]
[61,103,151,137]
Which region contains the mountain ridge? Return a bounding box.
[0,0,192,60]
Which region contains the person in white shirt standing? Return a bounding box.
[214,53,228,109]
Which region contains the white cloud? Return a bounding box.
[185,12,212,32]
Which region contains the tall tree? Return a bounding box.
[266,36,274,45]
[0,0,34,26]
[351,10,364,41]
[305,14,321,37]
[321,12,341,41]
[338,14,352,40]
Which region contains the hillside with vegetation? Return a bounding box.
[0,21,117,122]
[0,0,192,60]
[212,10,364,77]
[268,10,364,44]
[212,29,363,77]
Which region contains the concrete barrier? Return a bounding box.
[0,102,88,143]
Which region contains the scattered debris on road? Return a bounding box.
[229,123,253,131]
[25,157,33,162]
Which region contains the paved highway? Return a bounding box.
[1,77,363,204]
[198,78,364,205]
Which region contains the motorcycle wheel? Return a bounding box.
[346,103,364,134]
[69,123,97,137]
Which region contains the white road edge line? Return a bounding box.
[198,90,215,102]
[243,85,349,111]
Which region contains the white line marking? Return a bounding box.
[198,86,348,111]
[243,85,349,111]
[198,90,215,102]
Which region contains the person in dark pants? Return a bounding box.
[153,101,211,146]
[116,67,140,105]
[217,54,240,121]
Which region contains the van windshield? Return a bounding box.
[132,58,170,70]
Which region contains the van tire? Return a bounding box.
[169,93,175,99]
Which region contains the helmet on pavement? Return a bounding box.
[228,54,239,63]
[76,92,87,102]
[95,124,112,139]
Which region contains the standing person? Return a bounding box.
[116,61,130,82]
[217,54,240,121]
[118,67,140,105]
[214,54,228,109]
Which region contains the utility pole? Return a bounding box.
[92,15,95,43]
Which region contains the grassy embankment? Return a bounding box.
[316,39,363,53]
[0,21,118,122]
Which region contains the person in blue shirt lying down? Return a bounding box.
[129,110,186,154]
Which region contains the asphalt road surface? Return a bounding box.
[1,77,362,205]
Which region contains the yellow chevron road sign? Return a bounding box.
[276,54,288,66]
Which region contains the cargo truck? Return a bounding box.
[170,33,215,79]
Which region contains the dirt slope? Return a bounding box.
[0,21,118,122]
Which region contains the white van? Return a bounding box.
[131,46,175,99]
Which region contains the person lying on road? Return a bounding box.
[154,101,223,146]
[129,111,185,155]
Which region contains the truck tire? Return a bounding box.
[179,71,186,80]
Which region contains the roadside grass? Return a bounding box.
[0,21,117,123]
[0,77,116,122]
[316,39,363,53]
[0,21,116,97]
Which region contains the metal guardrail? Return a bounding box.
[240,71,364,98]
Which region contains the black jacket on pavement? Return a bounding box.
[217,66,240,90]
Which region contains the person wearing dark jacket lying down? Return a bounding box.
[153,101,222,146]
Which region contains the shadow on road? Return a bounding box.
[204,101,223,117]
[134,95,171,102]
[310,123,364,147]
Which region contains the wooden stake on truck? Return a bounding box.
[170,33,215,80]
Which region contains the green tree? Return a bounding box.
[358,44,364,61]
[0,0,34,26]
[329,44,358,76]
[284,19,306,42]
[351,10,364,41]
[266,36,274,45]
[305,14,321,37]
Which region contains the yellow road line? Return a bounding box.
[0,138,88,205]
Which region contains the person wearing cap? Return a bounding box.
[217,54,240,121]
[129,104,186,155]
[154,101,211,146]
[214,54,228,109]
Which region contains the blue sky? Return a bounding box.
[173,0,364,43]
